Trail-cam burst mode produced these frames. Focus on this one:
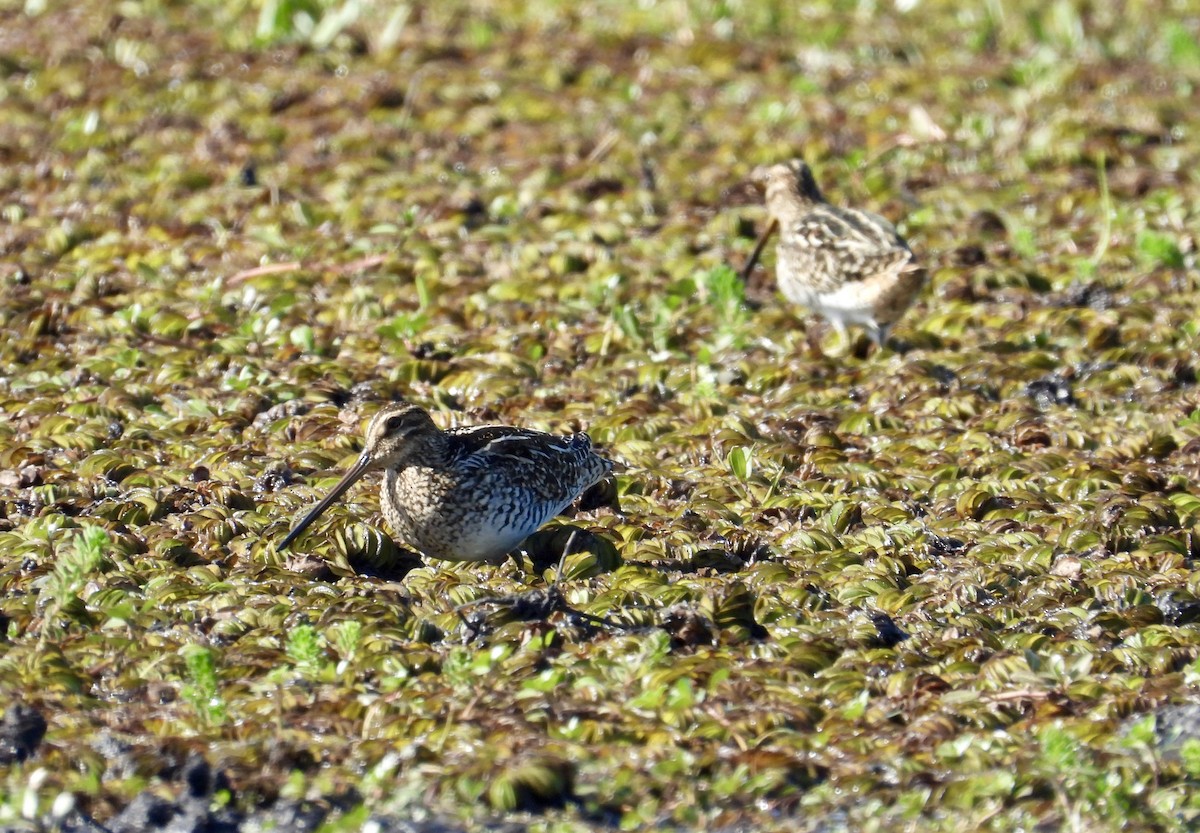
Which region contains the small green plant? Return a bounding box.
[47,526,107,598]
[1163,21,1200,69]
[379,311,430,340]
[286,623,324,670]
[329,620,361,657]
[611,303,646,348]
[181,644,227,727]
[1137,230,1185,269]
[256,0,361,47]
[699,264,747,336]
[1034,724,1152,831]
[1181,739,1200,778]
[1010,224,1039,260]
[37,525,108,648]
[329,620,362,674]
[1038,724,1081,772]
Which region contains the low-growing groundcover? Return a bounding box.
[2,0,1200,830]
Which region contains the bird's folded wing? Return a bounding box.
[448,425,593,469]
[788,207,917,284]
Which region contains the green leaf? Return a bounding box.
[290,324,316,352]
[727,446,753,482]
[1181,738,1200,778]
[1164,22,1200,69]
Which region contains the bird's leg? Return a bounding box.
[869,323,890,354]
[551,529,579,586]
[506,550,530,575]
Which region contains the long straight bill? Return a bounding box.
[278,453,372,549]
[740,217,779,283]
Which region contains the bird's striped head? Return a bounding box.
[362,402,443,470]
[751,158,825,206]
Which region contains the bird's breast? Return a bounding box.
[382,466,567,562]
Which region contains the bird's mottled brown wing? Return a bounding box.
[446,425,611,500]
[782,204,918,293]
[445,424,532,456]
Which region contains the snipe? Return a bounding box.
[742,159,925,350]
[279,403,612,563]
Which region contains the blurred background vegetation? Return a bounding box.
[1,0,1199,831]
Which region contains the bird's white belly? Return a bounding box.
[786,281,879,329]
[436,525,533,563]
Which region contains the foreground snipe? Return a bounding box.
[743,159,925,350]
[279,403,612,563]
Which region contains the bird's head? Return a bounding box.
[750,158,824,205]
[360,402,442,471]
[277,402,441,549]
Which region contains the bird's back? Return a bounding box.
[777,202,917,294]
[447,425,610,496]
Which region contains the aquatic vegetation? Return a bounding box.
[1,0,1199,830]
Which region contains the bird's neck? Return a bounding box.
[399,432,454,470]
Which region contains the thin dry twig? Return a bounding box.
[226,253,390,286]
[226,261,303,286]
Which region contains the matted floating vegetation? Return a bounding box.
[1,0,1200,831]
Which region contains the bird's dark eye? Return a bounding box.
[385,414,406,433]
